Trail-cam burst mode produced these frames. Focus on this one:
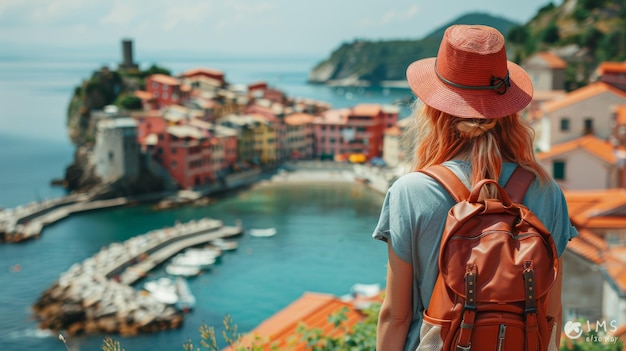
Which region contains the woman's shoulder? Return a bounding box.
[390,171,440,192]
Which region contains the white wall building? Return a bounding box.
[94,118,140,183]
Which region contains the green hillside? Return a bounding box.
[310,0,626,89]
[308,12,519,86]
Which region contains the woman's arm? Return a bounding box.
[377,241,414,351]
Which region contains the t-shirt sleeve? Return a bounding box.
[550,184,579,256]
[372,175,417,264]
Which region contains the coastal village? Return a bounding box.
[3,36,626,349]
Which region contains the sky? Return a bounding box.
[1,0,563,57]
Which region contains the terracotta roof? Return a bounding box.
[315,109,349,125]
[248,81,268,90]
[180,67,224,78]
[536,52,568,69]
[285,113,315,126]
[134,90,153,100]
[597,61,626,76]
[223,292,366,351]
[564,188,626,229]
[536,135,618,164]
[566,228,607,264]
[351,104,382,117]
[149,74,180,86]
[542,82,626,113]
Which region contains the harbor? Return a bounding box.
[0,168,265,243]
[32,218,243,336]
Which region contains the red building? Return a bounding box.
[179,68,226,86]
[314,104,388,161]
[145,74,190,109]
[248,81,285,104]
[134,111,237,189]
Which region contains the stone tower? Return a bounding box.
[118,39,139,71]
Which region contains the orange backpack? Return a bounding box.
[418,165,559,351]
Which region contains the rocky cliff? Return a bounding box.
[64,65,170,197]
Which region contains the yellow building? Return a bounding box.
[250,114,277,165]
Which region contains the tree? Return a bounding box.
[116,94,143,110]
[542,23,561,44]
[508,25,530,45]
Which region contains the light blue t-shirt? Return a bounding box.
[372,161,578,351]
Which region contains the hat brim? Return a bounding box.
[406,57,533,119]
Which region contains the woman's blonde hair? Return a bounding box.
[404,102,549,188]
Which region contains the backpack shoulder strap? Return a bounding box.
[503,166,536,203]
[419,164,470,202]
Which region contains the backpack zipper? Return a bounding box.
[450,230,540,241]
[497,324,507,351]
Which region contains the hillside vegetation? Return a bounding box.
[507,0,626,90]
[309,0,626,89]
[308,13,518,86]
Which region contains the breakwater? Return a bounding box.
[33,218,242,336]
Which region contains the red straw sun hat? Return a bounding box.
[406,24,533,119]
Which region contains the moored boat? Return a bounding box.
[165,263,201,277]
[209,238,238,251]
[249,227,277,237]
[144,277,179,305]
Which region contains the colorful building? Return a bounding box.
[219,115,259,166]
[251,114,277,166]
[535,82,626,152]
[145,74,190,109]
[284,113,315,160]
[595,61,626,91]
[313,104,387,161]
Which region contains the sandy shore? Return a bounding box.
[262,170,356,185]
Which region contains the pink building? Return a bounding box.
[145,74,190,109]
[313,104,387,161]
[134,111,238,188]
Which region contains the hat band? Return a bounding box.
[434,60,511,95]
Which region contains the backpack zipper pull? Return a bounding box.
[497,324,507,351]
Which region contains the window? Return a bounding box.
[553,160,565,180]
[152,82,158,89]
[560,118,569,131]
[584,118,593,135]
[172,161,177,169]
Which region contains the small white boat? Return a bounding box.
[144,277,179,305]
[210,238,239,251]
[171,254,216,269]
[165,263,201,277]
[175,277,196,311]
[184,247,222,258]
[249,227,277,237]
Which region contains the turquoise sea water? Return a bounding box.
[0,53,409,350]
